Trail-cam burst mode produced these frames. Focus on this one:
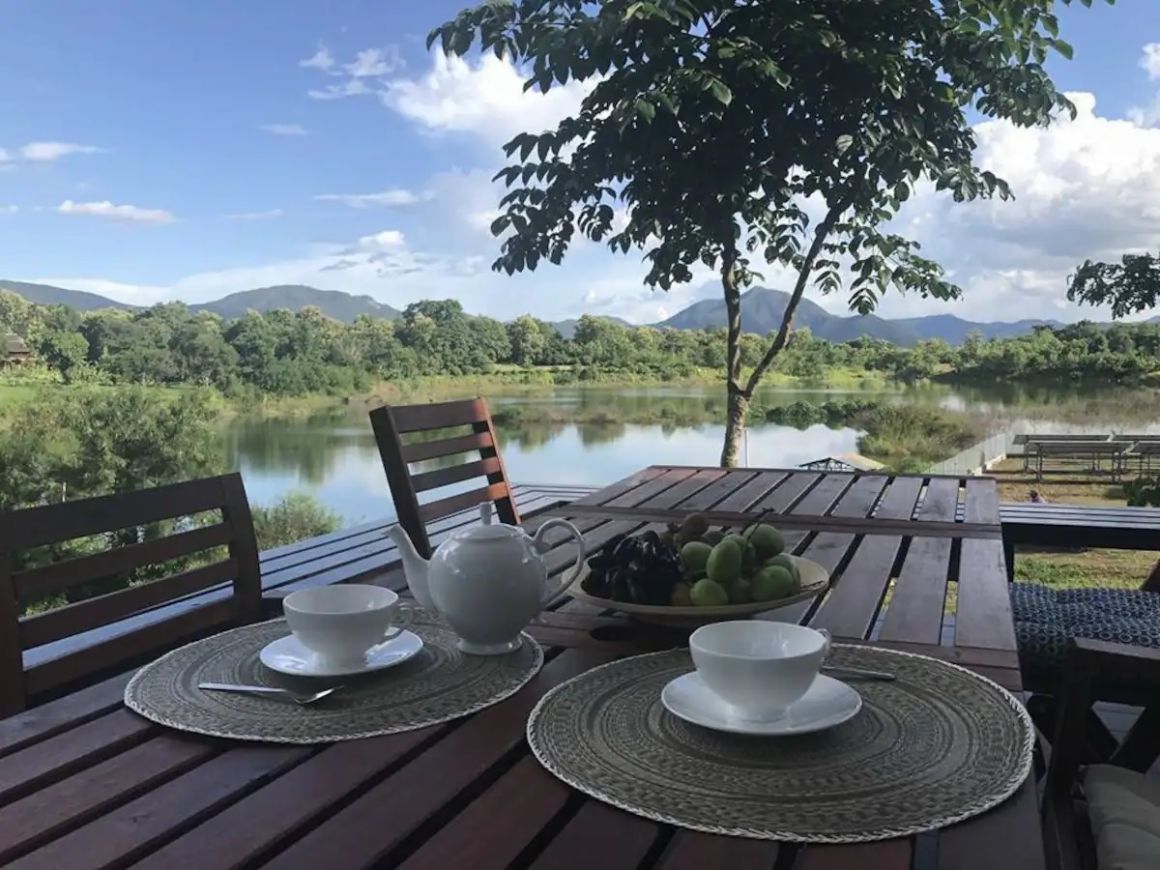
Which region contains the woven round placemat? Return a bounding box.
[527,644,1033,843]
[125,605,542,744]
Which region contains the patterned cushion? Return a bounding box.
[1010,585,1160,688]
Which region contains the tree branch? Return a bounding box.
[742,204,843,396]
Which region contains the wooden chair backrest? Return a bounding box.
[369,398,519,559]
[0,473,262,717]
[1043,638,1160,870]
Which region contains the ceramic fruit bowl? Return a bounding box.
[567,555,829,627]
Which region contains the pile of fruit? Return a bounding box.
[581,513,804,607]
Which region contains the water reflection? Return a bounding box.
[224,412,860,526]
[223,382,1160,526]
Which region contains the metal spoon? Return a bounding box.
[821,665,896,682]
[198,683,342,705]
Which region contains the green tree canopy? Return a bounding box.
[432,0,1108,464]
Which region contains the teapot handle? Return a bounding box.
[533,519,587,606]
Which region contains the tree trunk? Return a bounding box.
[719,242,747,467]
[720,386,749,467]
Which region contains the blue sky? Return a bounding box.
[2,0,1160,324]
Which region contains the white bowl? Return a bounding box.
[282,585,403,667]
[689,621,830,721]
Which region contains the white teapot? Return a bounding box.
[386,504,585,655]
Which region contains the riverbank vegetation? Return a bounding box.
[5,290,1160,405]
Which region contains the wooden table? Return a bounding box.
[0,466,1042,870]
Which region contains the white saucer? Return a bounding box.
[259,630,424,677]
[661,671,862,736]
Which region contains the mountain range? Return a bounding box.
[0,281,403,323]
[654,289,1060,345]
[0,278,1117,346]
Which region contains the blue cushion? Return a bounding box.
[1010,585,1160,687]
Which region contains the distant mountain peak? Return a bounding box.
[0,279,137,311]
[190,285,401,322]
[0,280,401,324]
[654,286,918,344]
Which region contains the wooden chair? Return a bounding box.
[1043,638,1160,870]
[369,398,519,559]
[0,473,262,717]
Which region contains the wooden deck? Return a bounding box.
[0,467,1045,870]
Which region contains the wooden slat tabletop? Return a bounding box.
[0,467,1040,870]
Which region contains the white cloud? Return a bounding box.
[302,45,403,101]
[345,47,402,78]
[20,142,102,161]
[382,53,593,146]
[0,148,10,163]
[299,45,335,71]
[57,199,176,224]
[260,123,309,136]
[315,188,428,208]
[308,79,371,100]
[1142,43,1160,80]
[867,91,1160,321]
[0,205,18,214]
[355,229,406,250]
[225,209,284,221]
[1128,96,1160,128]
[1129,44,1160,126]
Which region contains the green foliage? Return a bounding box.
[1069,251,1160,319]
[1123,476,1160,508]
[853,404,981,471]
[0,386,220,510]
[251,492,341,550]
[0,388,227,613]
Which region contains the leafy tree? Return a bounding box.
[0,290,39,341]
[0,387,219,508]
[507,314,549,365]
[61,388,220,495]
[432,0,1106,465]
[1068,252,1160,319]
[36,329,89,381]
[80,309,134,364]
[471,315,513,363]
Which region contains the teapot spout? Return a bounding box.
[386,525,435,611]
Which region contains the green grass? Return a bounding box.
[0,384,39,407]
[989,458,1157,592]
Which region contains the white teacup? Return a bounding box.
[283,585,410,667]
[689,621,831,721]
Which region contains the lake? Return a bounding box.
[222,382,1160,527]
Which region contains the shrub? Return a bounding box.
[1124,476,1160,507]
[252,492,341,550]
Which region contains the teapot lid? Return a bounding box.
[452,502,523,541]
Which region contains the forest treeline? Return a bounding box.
[4,290,1160,394]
